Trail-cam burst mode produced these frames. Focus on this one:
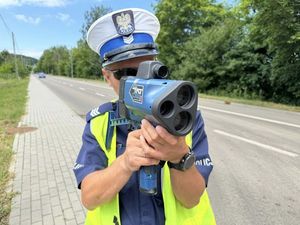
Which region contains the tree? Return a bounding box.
[72,40,102,78]
[155,0,299,104]
[155,0,228,71]
[0,50,10,65]
[0,50,30,78]
[73,5,112,78]
[221,36,272,99]
[173,19,242,90]
[81,5,112,39]
[241,0,300,104]
[35,46,70,76]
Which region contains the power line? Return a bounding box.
[0,13,11,34]
[0,14,24,64]
[12,32,20,79]
[15,38,25,66]
[0,13,20,79]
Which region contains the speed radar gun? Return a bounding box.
[114,61,198,195]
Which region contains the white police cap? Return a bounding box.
[87,8,160,67]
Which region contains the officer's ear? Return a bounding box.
[102,68,113,86]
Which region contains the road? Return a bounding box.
[39,74,300,225]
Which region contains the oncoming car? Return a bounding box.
[38,72,46,78]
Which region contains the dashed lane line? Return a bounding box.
[214,129,298,158]
[201,106,300,129]
[96,93,105,97]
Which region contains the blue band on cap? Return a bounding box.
[100,33,154,59]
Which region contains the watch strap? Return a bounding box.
[167,150,195,171]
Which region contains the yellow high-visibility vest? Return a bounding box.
[84,109,216,225]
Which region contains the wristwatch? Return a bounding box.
[167,150,195,171]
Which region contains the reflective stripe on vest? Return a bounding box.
[86,111,216,225]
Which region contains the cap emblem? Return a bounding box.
[112,10,135,36]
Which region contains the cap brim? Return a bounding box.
[102,48,158,67]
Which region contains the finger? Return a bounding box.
[141,127,162,150]
[130,150,160,167]
[138,157,160,166]
[140,135,163,160]
[125,154,159,172]
[128,146,146,158]
[155,125,178,145]
[128,129,142,138]
[141,119,157,142]
[141,119,164,145]
[126,136,142,148]
[141,126,152,144]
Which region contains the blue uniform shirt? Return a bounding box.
[73,102,213,225]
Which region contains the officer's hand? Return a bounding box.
[123,129,160,172]
[140,119,189,163]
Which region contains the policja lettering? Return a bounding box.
[195,157,213,166]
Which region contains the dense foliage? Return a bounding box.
[35,1,300,105]
[246,0,300,104]
[0,50,35,78]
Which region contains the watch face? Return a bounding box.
[183,152,196,170]
[167,151,196,171]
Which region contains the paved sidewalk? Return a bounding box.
[9,76,86,225]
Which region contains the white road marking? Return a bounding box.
[47,75,113,89]
[79,83,112,90]
[79,87,85,91]
[201,106,300,129]
[96,93,105,97]
[69,84,73,87]
[214,129,298,158]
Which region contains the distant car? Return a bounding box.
[38,72,46,78]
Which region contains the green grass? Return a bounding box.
[199,93,300,112]
[0,77,29,225]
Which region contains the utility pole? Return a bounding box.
[70,50,73,78]
[12,32,20,80]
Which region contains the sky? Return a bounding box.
[0,0,235,59]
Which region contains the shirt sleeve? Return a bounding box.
[192,110,213,186]
[73,122,108,189]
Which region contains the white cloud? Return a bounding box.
[0,0,19,7]
[0,0,69,7]
[56,13,74,25]
[15,14,41,25]
[56,13,69,21]
[5,49,43,59]
[20,49,43,59]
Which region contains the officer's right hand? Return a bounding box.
[122,129,160,172]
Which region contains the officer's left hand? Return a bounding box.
[140,119,189,163]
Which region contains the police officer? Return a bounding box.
[73,8,215,225]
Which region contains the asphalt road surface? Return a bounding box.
[39,74,300,225]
